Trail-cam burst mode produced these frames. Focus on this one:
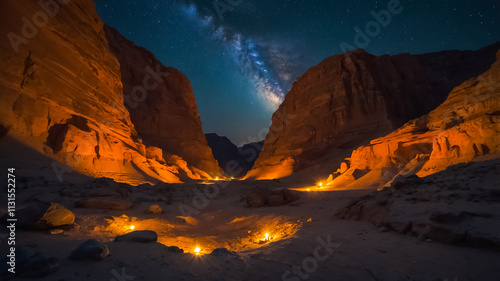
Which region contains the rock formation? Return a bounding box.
[0,0,219,184]
[245,43,500,180]
[104,25,221,180]
[205,133,263,177]
[335,159,500,251]
[325,49,500,189]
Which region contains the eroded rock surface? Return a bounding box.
[246,44,500,180]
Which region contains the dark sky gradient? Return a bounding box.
[94,0,499,145]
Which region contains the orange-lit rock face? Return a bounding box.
[245,45,500,180]
[104,25,221,179]
[325,50,500,189]
[0,0,212,184]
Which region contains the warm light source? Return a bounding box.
[318,182,323,187]
[215,177,219,181]
[265,233,269,241]
[307,189,310,191]
[130,225,135,230]
[194,247,201,255]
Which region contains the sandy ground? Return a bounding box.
[1,138,500,281]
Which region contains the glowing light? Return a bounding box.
[215,177,219,181]
[265,233,269,240]
[194,247,201,255]
[307,189,310,191]
[318,182,323,187]
[130,225,135,230]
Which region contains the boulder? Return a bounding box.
[167,246,184,253]
[115,230,158,243]
[266,195,285,206]
[0,247,60,279]
[210,248,237,257]
[281,189,301,203]
[0,203,74,230]
[69,239,110,261]
[146,204,163,214]
[246,187,272,207]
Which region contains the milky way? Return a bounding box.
[180,3,290,110]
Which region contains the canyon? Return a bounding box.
[0,0,220,185]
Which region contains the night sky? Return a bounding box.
[94,0,499,145]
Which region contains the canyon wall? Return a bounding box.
[0,0,219,184]
[325,49,500,189]
[104,25,221,180]
[245,44,500,180]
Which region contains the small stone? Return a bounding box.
[167,246,183,253]
[210,248,236,256]
[70,239,110,261]
[50,229,64,235]
[146,204,162,214]
[115,230,158,243]
[378,226,390,233]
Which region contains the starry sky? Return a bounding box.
[94,0,499,145]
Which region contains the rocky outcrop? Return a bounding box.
[0,203,75,230]
[245,44,500,180]
[325,49,500,189]
[205,133,263,177]
[335,159,500,251]
[104,25,221,180]
[0,0,218,184]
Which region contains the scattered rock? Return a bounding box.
[0,202,75,230]
[146,204,163,214]
[49,229,64,235]
[115,230,158,243]
[74,198,133,210]
[210,248,237,256]
[0,247,60,279]
[378,226,390,233]
[267,195,285,206]
[246,187,272,207]
[69,239,110,261]
[336,159,500,251]
[423,224,466,244]
[167,246,184,253]
[281,189,301,203]
[246,187,301,207]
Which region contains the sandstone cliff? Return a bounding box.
[104,25,221,180]
[0,0,217,184]
[245,44,500,180]
[324,49,500,190]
